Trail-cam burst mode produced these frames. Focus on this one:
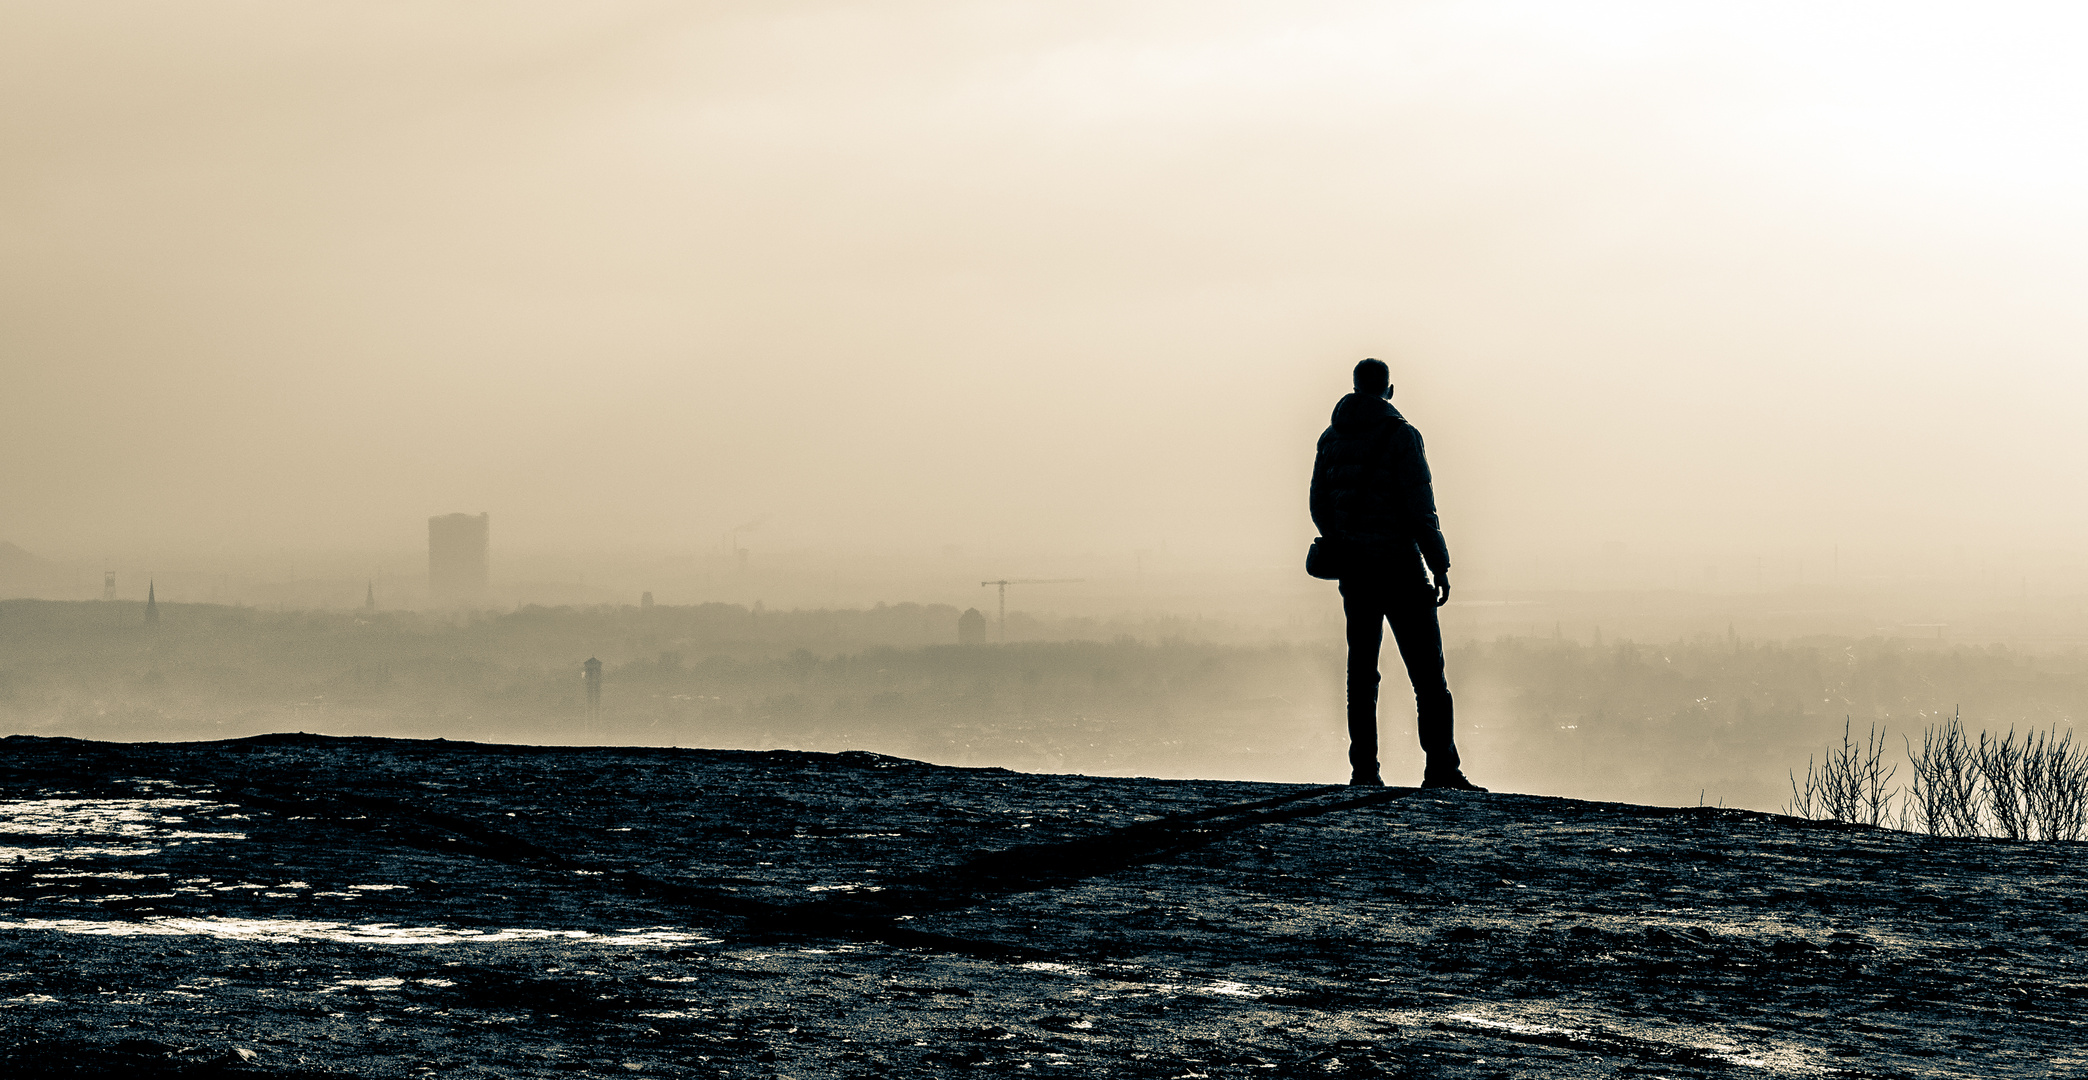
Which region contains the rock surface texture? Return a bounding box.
[0,734,2082,1078]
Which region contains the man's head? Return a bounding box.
[1353,357,1391,400]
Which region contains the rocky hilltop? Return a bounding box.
[1,735,2081,1078]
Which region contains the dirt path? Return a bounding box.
[1,734,2082,1078]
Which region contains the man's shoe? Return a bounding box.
[1421,771,1487,792]
[1349,772,1385,787]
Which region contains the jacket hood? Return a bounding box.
[1330,393,1403,432]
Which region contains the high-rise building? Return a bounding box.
[957,607,987,645]
[428,512,489,605]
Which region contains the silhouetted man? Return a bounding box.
[1310,358,1484,791]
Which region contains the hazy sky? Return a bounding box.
[7,1,2087,571]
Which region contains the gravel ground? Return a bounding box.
[0,733,2083,1078]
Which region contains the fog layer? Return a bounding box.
[7,2,2088,571]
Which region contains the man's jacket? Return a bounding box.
[1310,393,1450,578]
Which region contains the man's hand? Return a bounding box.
[1434,573,1451,608]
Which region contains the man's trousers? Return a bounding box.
[1339,573,1459,780]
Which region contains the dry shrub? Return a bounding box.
[1785,717,1896,826]
[1791,710,2088,841]
[1903,709,1983,838]
[2010,726,2088,842]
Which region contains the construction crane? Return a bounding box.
[979,578,1083,642]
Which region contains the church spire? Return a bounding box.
[144,579,159,625]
